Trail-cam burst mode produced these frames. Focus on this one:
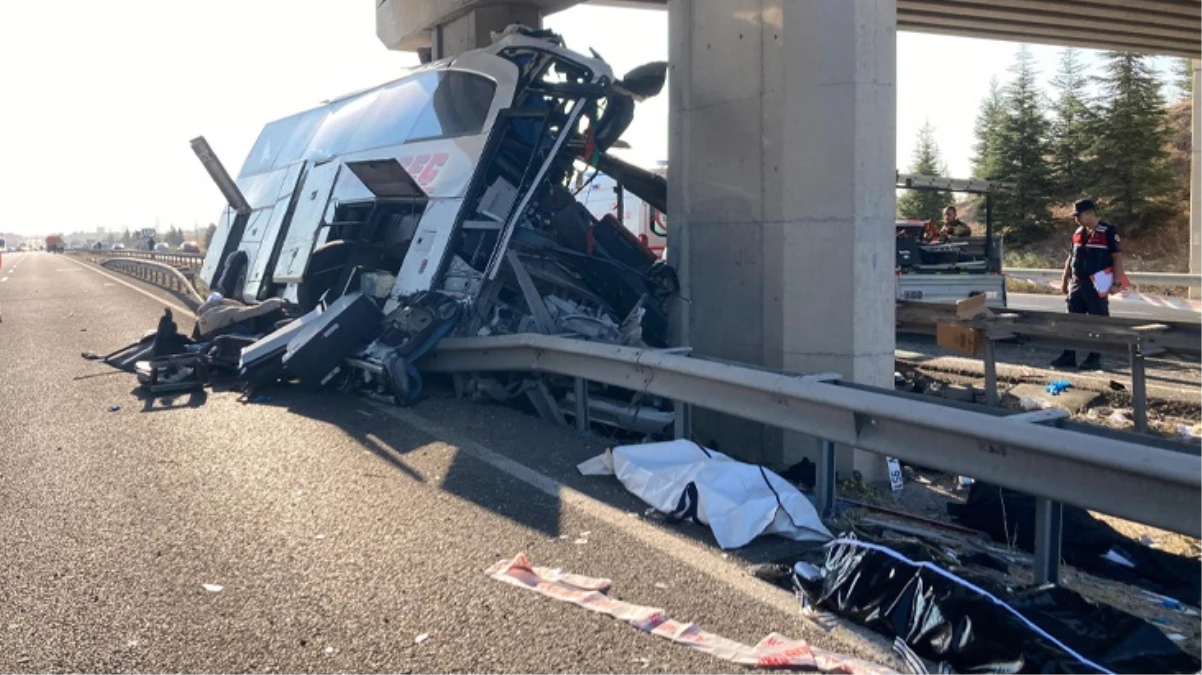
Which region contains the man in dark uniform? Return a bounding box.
[1050,199,1128,370]
[939,206,972,239]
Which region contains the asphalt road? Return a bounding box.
[0,252,895,673]
[1009,292,1201,323]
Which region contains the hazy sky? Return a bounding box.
[0,1,1184,237]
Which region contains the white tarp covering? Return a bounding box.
[578,440,832,549]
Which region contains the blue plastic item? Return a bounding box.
[1045,380,1073,396]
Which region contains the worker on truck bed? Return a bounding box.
[1051,199,1129,371]
[939,206,971,239]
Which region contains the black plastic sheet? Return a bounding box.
[800,538,1201,674]
[948,482,1201,608]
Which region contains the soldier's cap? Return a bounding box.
[1072,199,1097,216]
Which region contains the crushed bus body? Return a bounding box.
[186,26,678,434]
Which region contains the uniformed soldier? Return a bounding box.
[1051,199,1128,370]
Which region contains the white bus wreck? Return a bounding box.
[178,27,677,432]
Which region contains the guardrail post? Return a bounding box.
[983,337,999,406]
[1033,497,1063,585]
[816,439,836,518]
[674,401,691,441]
[1130,345,1148,434]
[573,378,590,433]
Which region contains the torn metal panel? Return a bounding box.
[189,25,679,435]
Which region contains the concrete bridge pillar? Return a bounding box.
[667,0,896,482]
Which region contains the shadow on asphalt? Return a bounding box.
[133,387,208,413]
[194,381,821,566]
[272,389,564,539]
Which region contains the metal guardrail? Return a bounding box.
[73,252,206,306]
[1005,267,1201,289]
[98,249,205,269]
[421,334,1200,568]
[897,300,1200,433]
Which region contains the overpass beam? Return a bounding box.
[432,4,542,59]
[668,0,896,482]
[377,0,548,56]
[1191,59,1200,299]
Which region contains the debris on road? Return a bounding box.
[201,584,224,593]
[793,537,1201,674]
[486,553,895,673]
[1045,379,1073,395]
[108,405,120,412]
[578,441,831,549]
[86,27,683,438]
[947,482,1201,608]
[414,633,430,645]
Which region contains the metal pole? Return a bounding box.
[983,337,999,406]
[1033,497,1063,585]
[614,182,624,226]
[573,378,590,433]
[674,401,691,440]
[1131,345,1148,434]
[984,192,994,266]
[816,439,837,518]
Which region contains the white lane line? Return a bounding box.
[365,402,894,665]
[60,256,194,316]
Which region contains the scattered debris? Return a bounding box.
[1178,424,1201,442]
[653,582,669,590]
[746,563,792,584]
[108,405,120,412]
[1109,409,1132,425]
[201,584,223,593]
[414,633,430,645]
[795,537,1200,674]
[81,27,675,436]
[486,553,893,673]
[1109,380,1127,392]
[323,646,335,655]
[949,482,1201,608]
[1045,379,1073,396]
[1010,383,1098,414]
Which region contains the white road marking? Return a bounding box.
[60,256,193,316]
[366,401,893,665]
[1,277,7,283]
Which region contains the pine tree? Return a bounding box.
[1172,57,1194,102]
[898,121,954,221]
[993,46,1056,241]
[971,77,1006,181]
[167,226,185,247]
[1049,48,1093,201]
[1090,52,1174,234]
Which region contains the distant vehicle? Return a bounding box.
[112,243,126,250]
[154,242,171,252]
[180,241,201,253]
[92,242,105,250]
[45,235,65,254]
[893,174,1012,308]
